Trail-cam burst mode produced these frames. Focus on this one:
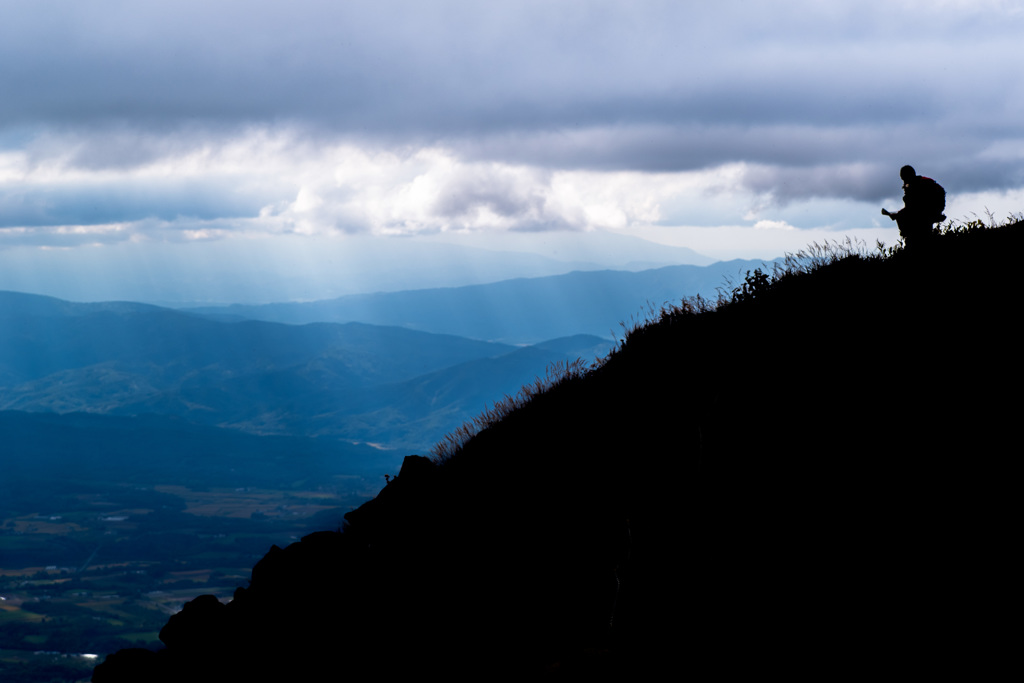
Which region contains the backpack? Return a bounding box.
[917,176,946,220]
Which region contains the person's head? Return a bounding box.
[900,165,916,182]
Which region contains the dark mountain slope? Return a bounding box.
[95,221,1022,681]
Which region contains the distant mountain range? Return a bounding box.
[186,258,775,344]
[1,258,772,451]
[0,290,612,452]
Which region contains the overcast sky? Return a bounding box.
[2,0,1022,302]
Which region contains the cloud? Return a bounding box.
[4,2,1021,139]
[1,0,1023,251]
[269,146,668,237]
[739,163,895,205]
[753,219,796,232]
[0,127,296,237]
[0,126,748,246]
[0,120,1014,252]
[0,178,267,228]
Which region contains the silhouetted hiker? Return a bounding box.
[882,165,946,248]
